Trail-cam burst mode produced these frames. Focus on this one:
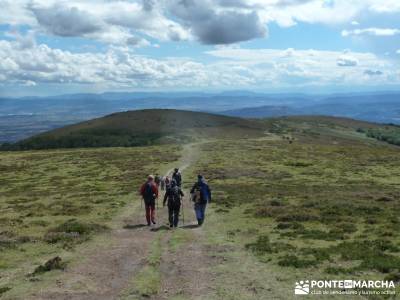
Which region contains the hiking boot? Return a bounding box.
[170,224,173,228]
[152,220,156,225]
[147,222,151,226]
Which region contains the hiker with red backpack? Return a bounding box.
[163,179,184,228]
[140,175,159,226]
[190,175,211,226]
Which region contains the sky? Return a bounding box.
[0,0,400,97]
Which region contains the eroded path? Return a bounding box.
[29,142,215,300]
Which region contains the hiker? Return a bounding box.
[154,173,161,187]
[160,176,166,191]
[172,168,182,187]
[190,175,211,226]
[163,179,184,228]
[165,176,171,190]
[140,175,159,226]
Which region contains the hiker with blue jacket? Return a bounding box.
[190,175,211,226]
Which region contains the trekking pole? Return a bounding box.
[182,197,185,225]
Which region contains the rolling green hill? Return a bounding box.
[2,109,400,151]
[1,109,266,150]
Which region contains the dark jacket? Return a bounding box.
[163,185,184,207]
[190,179,211,204]
[172,171,182,187]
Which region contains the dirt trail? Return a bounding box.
[30,142,213,300]
[30,202,153,300]
[154,228,213,300]
[153,142,215,299]
[165,142,201,176]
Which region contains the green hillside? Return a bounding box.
[2,109,400,151]
[1,109,265,150]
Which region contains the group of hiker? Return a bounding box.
[139,168,211,228]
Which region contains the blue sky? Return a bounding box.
[0,0,400,96]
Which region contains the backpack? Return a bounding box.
[143,182,154,200]
[193,181,209,203]
[199,183,209,201]
[191,190,201,203]
[173,172,181,186]
[169,186,181,205]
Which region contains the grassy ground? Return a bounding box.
[121,232,163,299]
[192,136,400,299]
[120,229,195,300]
[0,145,179,296]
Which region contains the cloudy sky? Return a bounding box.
[0,0,400,96]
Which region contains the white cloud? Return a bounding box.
[0,0,36,26]
[262,1,362,26]
[5,29,36,49]
[364,69,383,76]
[22,0,191,45]
[22,80,37,86]
[29,4,104,37]
[337,55,358,67]
[1,1,400,91]
[167,1,267,44]
[342,28,400,37]
[368,0,400,13]
[206,47,399,87]
[100,1,190,42]
[0,39,222,88]
[0,41,399,89]
[1,0,400,47]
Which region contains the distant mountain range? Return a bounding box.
[0,91,399,142]
[221,93,400,124]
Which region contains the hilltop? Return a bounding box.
[2,109,265,150]
[2,110,400,150]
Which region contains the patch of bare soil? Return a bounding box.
[155,221,216,300]
[29,207,154,300]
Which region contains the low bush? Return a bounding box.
[275,222,304,230]
[278,255,318,268]
[32,256,65,275]
[245,235,296,255]
[44,219,108,246]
